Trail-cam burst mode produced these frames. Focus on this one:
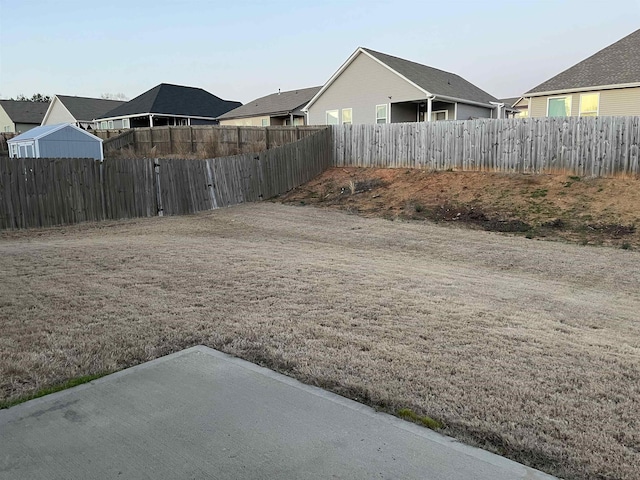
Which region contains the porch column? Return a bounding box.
[426,96,433,122]
[149,114,154,127]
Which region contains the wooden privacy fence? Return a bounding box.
[0,128,332,229]
[100,125,325,157]
[332,116,640,176]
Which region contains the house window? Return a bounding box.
[580,93,599,117]
[326,110,339,125]
[107,120,114,129]
[122,118,130,129]
[100,121,108,129]
[547,96,571,117]
[3,126,10,132]
[376,104,388,124]
[261,118,269,127]
[341,108,352,125]
[431,110,448,121]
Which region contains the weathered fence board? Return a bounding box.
[331,117,640,176]
[98,125,325,157]
[0,128,332,230]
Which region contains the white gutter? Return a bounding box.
[525,81,640,97]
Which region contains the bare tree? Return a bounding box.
[13,93,51,102]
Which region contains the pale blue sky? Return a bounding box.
[0,0,638,103]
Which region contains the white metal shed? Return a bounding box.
[7,123,103,160]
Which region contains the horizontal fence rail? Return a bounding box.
[332,116,640,177]
[0,128,332,229]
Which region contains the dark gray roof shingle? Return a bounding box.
[100,84,241,120]
[56,95,125,122]
[526,29,640,94]
[498,97,521,107]
[362,48,497,104]
[217,86,321,120]
[0,100,48,124]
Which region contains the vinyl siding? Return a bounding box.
[15,123,40,133]
[0,106,14,132]
[38,126,102,160]
[600,87,640,115]
[529,86,640,117]
[308,52,426,125]
[456,103,492,120]
[43,98,76,125]
[219,116,271,126]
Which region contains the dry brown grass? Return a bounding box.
[1,204,639,480]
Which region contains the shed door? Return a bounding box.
[19,144,35,158]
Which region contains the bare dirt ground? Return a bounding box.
[280,168,640,249]
[1,203,639,480]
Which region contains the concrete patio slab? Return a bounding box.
[0,346,557,480]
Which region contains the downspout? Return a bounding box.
[490,102,504,119]
[426,94,435,122]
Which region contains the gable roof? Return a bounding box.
[8,123,102,142]
[217,86,322,120]
[54,95,125,122]
[0,100,48,124]
[98,83,242,120]
[362,48,498,104]
[525,29,640,95]
[498,97,521,107]
[305,47,497,111]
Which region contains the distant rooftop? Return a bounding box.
[0,100,49,124]
[217,86,322,120]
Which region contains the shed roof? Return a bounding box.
[217,86,322,120]
[361,48,497,104]
[8,123,102,142]
[0,100,49,124]
[525,29,640,95]
[98,83,242,120]
[55,95,125,122]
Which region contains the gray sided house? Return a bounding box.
[524,29,640,118]
[8,123,103,161]
[42,95,125,130]
[305,47,502,125]
[217,86,322,126]
[0,100,49,133]
[94,83,242,129]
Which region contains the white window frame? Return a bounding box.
[375,104,388,124]
[546,95,572,117]
[325,110,339,125]
[579,92,599,117]
[100,121,108,129]
[341,108,352,125]
[122,118,130,129]
[107,120,114,129]
[261,118,269,127]
[431,110,449,121]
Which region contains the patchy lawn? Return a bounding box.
[280,168,640,249]
[1,203,639,480]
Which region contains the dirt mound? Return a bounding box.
[279,168,640,248]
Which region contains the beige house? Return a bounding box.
[42,95,125,130]
[0,100,48,133]
[217,87,321,126]
[524,29,640,118]
[304,47,503,126]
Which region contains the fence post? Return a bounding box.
[265,127,270,150]
[99,159,106,220]
[190,126,195,153]
[154,159,163,216]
